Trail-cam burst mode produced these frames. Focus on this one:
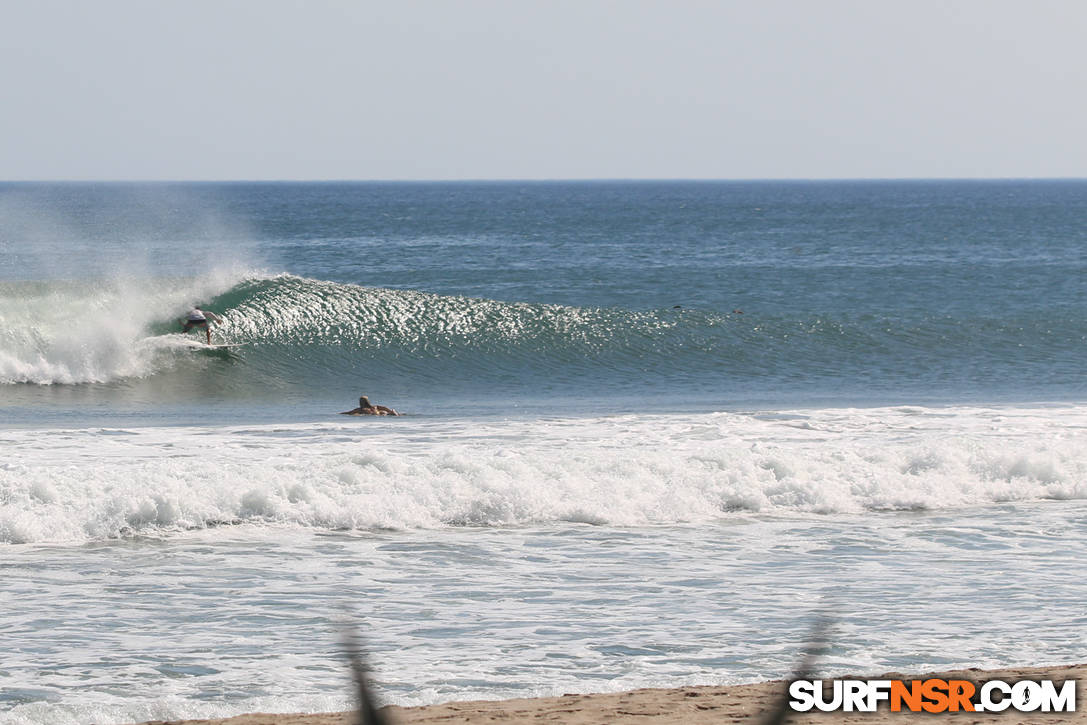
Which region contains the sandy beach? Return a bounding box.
[137,663,1085,724]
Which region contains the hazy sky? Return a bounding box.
[3,0,1085,180]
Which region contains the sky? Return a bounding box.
[2,0,1085,180]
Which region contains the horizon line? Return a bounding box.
[2,176,1087,184]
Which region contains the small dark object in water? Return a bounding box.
[341,395,400,416]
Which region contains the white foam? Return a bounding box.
[0,270,255,384]
[4,405,1086,545]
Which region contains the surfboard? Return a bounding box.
[197,343,245,355]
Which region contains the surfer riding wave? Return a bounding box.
[181,306,223,345]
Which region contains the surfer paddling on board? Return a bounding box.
[181,306,223,345]
[341,395,400,416]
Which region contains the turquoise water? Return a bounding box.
[2,181,1086,724]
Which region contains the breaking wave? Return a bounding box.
[3,272,1086,399]
[3,407,1086,545]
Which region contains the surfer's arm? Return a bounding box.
[205,311,223,324]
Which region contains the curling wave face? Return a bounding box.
[3,273,1086,404]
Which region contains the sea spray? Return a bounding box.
[0,271,252,384]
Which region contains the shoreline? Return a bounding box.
[138,663,1087,724]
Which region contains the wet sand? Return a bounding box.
[138,663,1085,724]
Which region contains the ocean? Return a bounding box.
[2,180,1085,724]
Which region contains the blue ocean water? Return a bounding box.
[4,180,1087,423]
[2,181,1086,724]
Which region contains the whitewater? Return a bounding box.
[6,404,1087,724]
[4,406,1087,545]
[3,180,1086,724]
